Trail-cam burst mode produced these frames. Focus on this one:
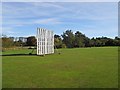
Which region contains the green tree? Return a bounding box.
[26,36,36,46]
[61,30,75,48]
[74,31,90,47]
[114,37,120,46]
[54,34,62,48]
[2,37,14,48]
[14,40,23,47]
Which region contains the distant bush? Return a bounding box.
[62,44,66,48]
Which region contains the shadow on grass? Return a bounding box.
[1,54,37,56]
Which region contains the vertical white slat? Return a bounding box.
[37,28,38,55]
[41,28,43,55]
[40,28,41,55]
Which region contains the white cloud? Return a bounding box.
[58,2,118,21]
[33,18,61,24]
[2,2,67,20]
[2,27,15,35]
[2,18,61,27]
[2,0,119,2]
[2,27,23,37]
[3,2,117,21]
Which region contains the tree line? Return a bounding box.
[55,30,120,48]
[2,36,36,48]
[1,30,120,48]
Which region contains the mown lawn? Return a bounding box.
[2,47,118,88]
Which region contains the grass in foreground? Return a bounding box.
[2,47,118,88]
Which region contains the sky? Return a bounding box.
[1,1,118,38]
[1,0,120,2]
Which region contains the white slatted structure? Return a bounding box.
[36,28,54,55]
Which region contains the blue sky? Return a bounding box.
[2,2,118,38]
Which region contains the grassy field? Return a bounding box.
[2,47,118,88]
